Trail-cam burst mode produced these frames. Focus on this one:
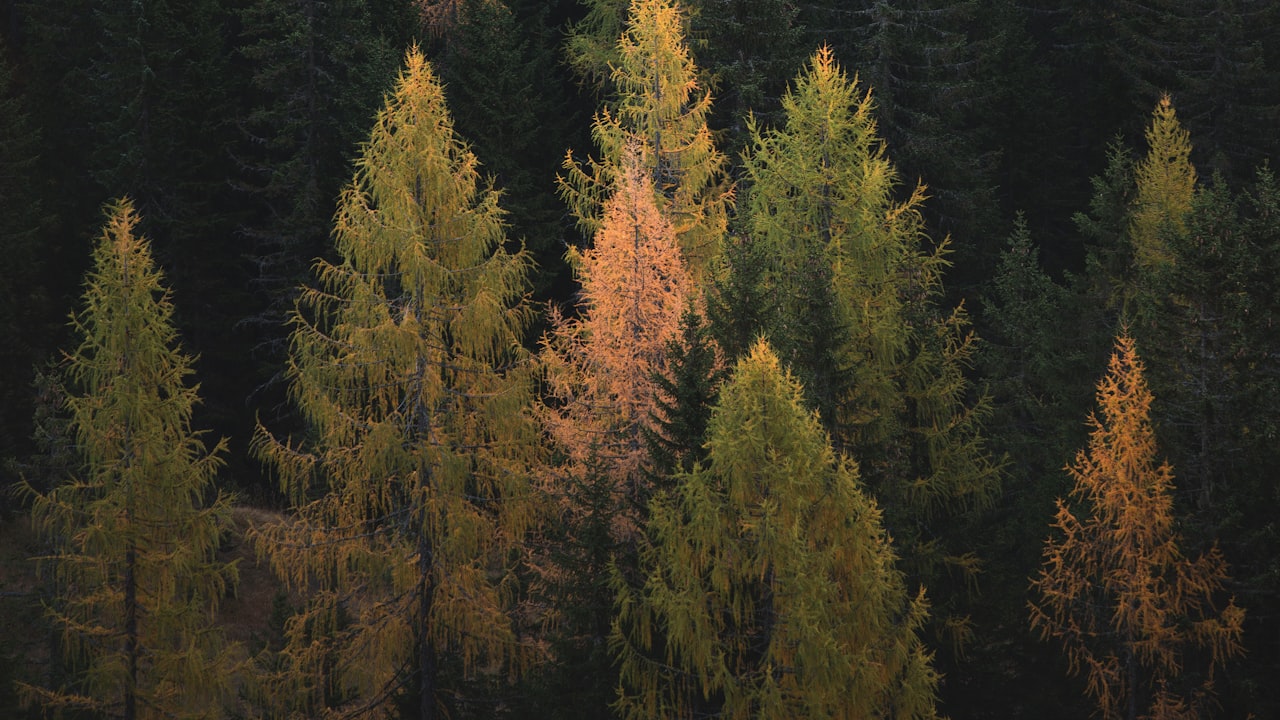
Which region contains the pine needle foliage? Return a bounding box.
[1131,96,1196,274]
[559,0,731,279]
[734,47,1000,641]
[541,144,694,539]
[20,199,238,719]
[613,340,940,720]
[251,47,540,719]
[1029,334,1245,720]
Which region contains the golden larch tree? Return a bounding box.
[251,47,540,719]
[1029,334,1244,720]
[21,199,239,719]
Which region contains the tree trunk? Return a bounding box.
[418,534,438,720]
[124,541,137,720]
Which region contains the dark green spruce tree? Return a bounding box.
[0,39,52,467]
[235,0,402,421]
[433,0,582,304]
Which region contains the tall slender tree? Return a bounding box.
[560,0,731,279]
[433,0,581,302]
[528,144,694,718]
[251,48,540,719]
[614,340,940,720]
[0,39,51,465]
[1129,95,1197,276]
[797,0,1000,259]
[540,143,693,541]
[1029,334,1245,720]
[727,48,999,645]
[20,199,238,719]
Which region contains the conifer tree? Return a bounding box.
[688,0,805,154]
[434,0,580,302]
[979,216,1103,577]
[541,143,693,538]
[1078,138,1139,313]
[251,48,539,719]
[798,0,1001,260]
[614,340,940,720]
[0,40,52,464]
[1029,334,1245,720]
[235,0,400,403]
[526,146,694,718]
[731,48,999,641]
[643,306,724,480]
[560,0,731,279]
[1130,95,1196,275]
[20,199,238,719]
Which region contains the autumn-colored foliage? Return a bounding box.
[21,199,239,719]
[541,143,693,538]
[559,0,731,278]
[613,340,940,720]
[1131,96,1196,273]
[1029,334,1244,720]
[250,48,539,718]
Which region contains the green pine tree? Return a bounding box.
[251,48,541,719]
[20,199,238,719]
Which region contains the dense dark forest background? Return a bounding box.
[1,0,1278,718]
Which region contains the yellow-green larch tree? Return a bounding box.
[559,0,731,279]
[21,199,238,719]
[1130,95,1197,275]
[1029,334,1244,720]
[727,46,999,646]
[251,47,540,719]
[613,340,939,720]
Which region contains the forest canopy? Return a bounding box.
[1,1,1277,718]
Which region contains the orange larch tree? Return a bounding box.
[1029,333,1244,720]
[540,143,694,536]
[529,143,697,716]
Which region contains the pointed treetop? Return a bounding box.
[1131,94,1197,271]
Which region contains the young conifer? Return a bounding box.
[1131,95,1197,274]
[1029,334,1244,720]
[614,340,940,720]
[559,0,731,279]
[21,199,238,719]
[251,47,539,719]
